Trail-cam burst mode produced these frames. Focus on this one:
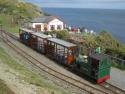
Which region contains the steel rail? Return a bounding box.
[100,82,125,94]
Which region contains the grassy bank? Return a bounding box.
[0,79,15,94]
[0,14,19,33]
[0,46,70,94]
[0,0,43,33]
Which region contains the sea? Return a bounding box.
[43,8,125,44]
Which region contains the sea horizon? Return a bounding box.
[42,7,125,10]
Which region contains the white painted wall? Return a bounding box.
[48,19,64,31]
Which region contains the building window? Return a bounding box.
[50,25,55,30]
[57,25,62,30]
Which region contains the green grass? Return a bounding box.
[0,79,15,94]
[0,47,70,94]
[0,0,43,33]
[0,14,19,33]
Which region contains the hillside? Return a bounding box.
[0,0,43,32]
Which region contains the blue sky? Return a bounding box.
[26,0,125,9]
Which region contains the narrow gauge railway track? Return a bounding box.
[100,82,125,94]
[0,30,110,94]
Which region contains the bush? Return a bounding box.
[56,30,69,40]
[111,63,125,70]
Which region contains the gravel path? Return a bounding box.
[107,67,125,90]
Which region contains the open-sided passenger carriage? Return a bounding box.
[46,38,78,65]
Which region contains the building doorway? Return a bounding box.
[35,25,41,32]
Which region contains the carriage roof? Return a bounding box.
[20,28,34,33]
[48,38,77,48]
[32,32,51,39]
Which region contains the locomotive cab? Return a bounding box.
[75,52,111,83]
[89,53,111,83]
